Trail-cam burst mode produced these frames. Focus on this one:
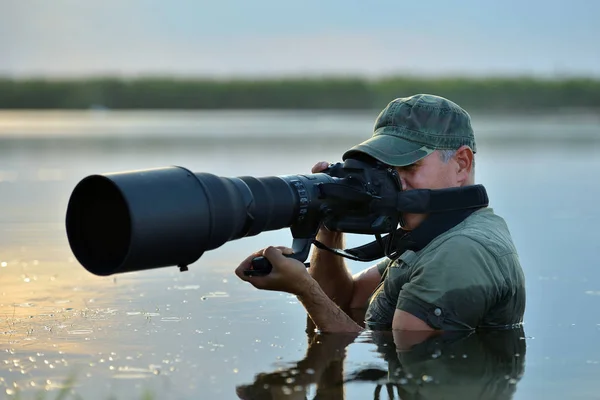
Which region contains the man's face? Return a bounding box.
[394,150,463,230]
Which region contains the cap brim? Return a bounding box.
[342,134,435,167]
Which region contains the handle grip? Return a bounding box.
[243,255,310,276]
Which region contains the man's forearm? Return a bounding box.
[298,278,363,333]
[309,230,354,308]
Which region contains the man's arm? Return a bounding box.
[236,246,364,333]
[298,277,364,333]
[392,309,435,331]
[308,230,354,308]
[349,265,383,309]
[298,282,440,334]
[309,229,383,311]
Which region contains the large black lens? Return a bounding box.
[65,176,131,275]
[65,166,333,276]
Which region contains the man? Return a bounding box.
[235,94,526,333]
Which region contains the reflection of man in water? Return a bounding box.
[235,94,525,333]
[236,328,527,400]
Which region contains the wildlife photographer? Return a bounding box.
[235,94,526,334]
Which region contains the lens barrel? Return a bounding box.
[65,166,334,276]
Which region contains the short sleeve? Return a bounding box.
[375,257,393,276]
[396,235,499,330]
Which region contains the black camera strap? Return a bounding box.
[312,185,489,262]
[396,184,489,214]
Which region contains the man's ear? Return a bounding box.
[454,145,474,183]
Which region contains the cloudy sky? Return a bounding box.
[2,0,599,78]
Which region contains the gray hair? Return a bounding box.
[438,149,457,163]
[438,148,476,169]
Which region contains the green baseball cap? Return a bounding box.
[342,94,476,166]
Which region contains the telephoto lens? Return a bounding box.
[65,166,336,276]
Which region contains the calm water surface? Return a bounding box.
[0,110,599,399]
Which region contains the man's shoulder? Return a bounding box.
[413,234,496,272]
[428,207,518,259]
[401,209,523,293]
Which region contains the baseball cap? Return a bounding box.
[342,94,477,166]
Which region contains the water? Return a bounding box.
[0,110,599,399]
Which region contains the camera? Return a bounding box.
[65,155,487,277]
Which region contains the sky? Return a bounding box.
[1,0,599,78]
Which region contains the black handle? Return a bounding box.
[243,237,314,277]
[243,255,310,276]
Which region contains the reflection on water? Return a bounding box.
[237,329,526,400]
[0,110,599,399]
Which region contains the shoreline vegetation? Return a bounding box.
[1,76,599,111]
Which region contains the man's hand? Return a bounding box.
[235,246,313,295]
[236,245,363,333]
[311,161,330,174]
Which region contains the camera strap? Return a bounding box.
[312,184,489,262]
[395,184,489,214]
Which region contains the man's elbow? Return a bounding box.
[392,310,436,331]
[392,310,439,350]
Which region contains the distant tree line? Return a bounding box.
[1,76,599,111]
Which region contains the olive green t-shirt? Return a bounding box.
[365,207,525,330]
